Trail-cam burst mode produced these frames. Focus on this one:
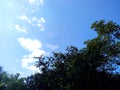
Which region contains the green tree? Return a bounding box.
[85,20,120,72]
[5,73,27,90]
[25,20,120,90]
[0,68,27,90]
[1,20,119,90]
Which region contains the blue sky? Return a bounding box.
[0,0,120,77]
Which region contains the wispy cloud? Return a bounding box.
[18,37,45,72]
[18,15,46,31]
[28,0,45,5]
[36,17,46,31]
[46,44,59,50]
[14,24,27,33]
[18,15,31,24]
[28,0,35,4]
[39,0,44,5]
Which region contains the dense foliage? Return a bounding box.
[0,67,27,90]
[0,20,120,90]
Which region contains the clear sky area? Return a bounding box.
[0,0,120,77]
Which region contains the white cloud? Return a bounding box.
[21,49,45,73]
[18,37,45,73]
[21,57,40,73]
[18,37,42,52]
[46,44,59,50]
[14,24,27,33]
[29,49,45,57]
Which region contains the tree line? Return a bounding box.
[0,20,120,90]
